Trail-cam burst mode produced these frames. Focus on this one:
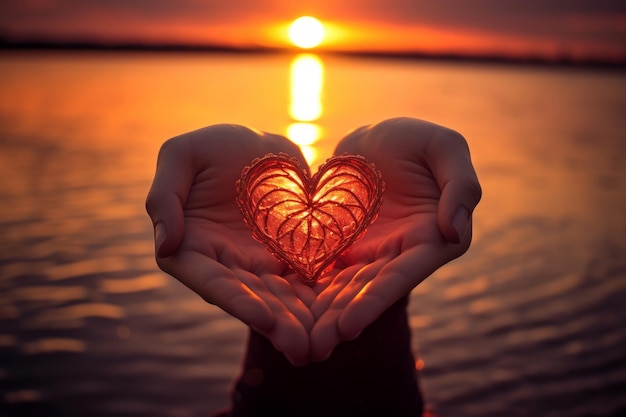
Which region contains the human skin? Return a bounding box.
[145,117,482,365]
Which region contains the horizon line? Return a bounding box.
[1,37,625,69]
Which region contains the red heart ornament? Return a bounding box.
[236,153,385,285]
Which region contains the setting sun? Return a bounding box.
[289,16,325,49]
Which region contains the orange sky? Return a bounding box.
[1,1,625,61]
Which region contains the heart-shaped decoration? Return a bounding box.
[236,153,384,285]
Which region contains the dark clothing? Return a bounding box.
[229,296,423,417]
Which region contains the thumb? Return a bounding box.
[146,191,185,258]
[438,178,481,244]
[425,128,482,243]
[145,137,194,257]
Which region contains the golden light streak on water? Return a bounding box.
[99,273,167,294]
[286,122,322,146]
[288,54,325,166]
[22,338,86,354]
[289,54,324,122]
[286,123,321,165]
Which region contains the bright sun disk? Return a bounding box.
[289,16,325,49]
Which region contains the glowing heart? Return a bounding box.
[236,153,384,284]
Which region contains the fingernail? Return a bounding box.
[155,222,166,255]
[452,207,469,244]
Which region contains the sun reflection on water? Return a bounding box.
[286,122,322,146]
[289,54,324,122]
[286,122,323,166]
[287,53,325,166]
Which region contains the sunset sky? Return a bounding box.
[1,0,625,60]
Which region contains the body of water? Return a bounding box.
[1,51,625,417]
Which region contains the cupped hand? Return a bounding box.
[309,117,482,360]
[146,119,482,365]
[145,124,317,365]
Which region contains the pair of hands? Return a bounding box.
[145,117,481,366]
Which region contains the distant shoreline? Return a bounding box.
[1,38,625,70]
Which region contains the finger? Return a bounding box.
[309,268,356,361]
[309,308,342,362]
[287,277,319,308]
[439,181,480,243]
[338,244,449,340]
[145,137,194,257]
[264,310,311,367]
[425,128,482,243]
[258,273,315,331]
[158,253,275,333]
[311,261,384,361]
[310,263,362,319]
[238,271,312,365]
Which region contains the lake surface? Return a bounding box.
[1,51,625,417]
